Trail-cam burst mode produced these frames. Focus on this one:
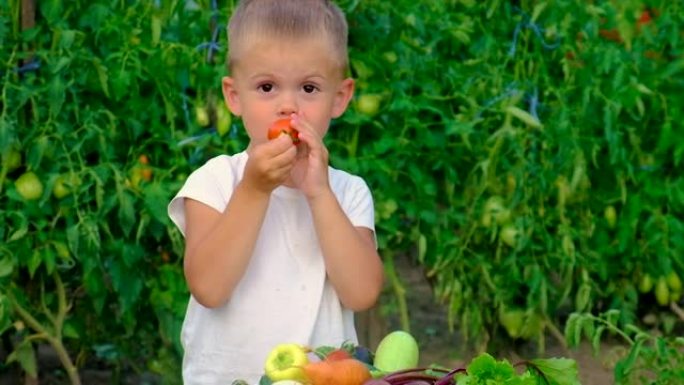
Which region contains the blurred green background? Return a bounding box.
[1,0,683,384]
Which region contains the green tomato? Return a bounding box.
[604,205,617,229]
[638,274,654,293]
[499,309,525,339]
[483,196,510,226]
[655,277,670,306]
[500,224,519,248]
[216,104,232,137]
[4,149,22,172]
[15,172,43,201]
[52,173,81,199]
[195,105,210,127]
[666,271,682,292]
[383,51,398,64]
[356,94,382,117]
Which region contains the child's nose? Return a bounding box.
[277,92,298,116]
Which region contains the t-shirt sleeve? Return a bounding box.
[343,176,376,234]
[167,158,231,237]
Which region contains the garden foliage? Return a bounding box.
[1,0,683,383]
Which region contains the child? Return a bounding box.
[167,0,384,383]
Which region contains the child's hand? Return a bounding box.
[242,134,297,195]
[288,114,330,199]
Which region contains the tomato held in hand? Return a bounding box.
[267,119,299,144]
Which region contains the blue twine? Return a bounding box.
[527,87,540,121]
[508,10,561,57]
[195,41,221,52]
[15,59,41,74]
[475,82,521,120]
[179,0,224,147]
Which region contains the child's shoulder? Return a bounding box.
[193,152,247,173]
[328,166,371,192]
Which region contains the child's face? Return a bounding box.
[222,36,354,146]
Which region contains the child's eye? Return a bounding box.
[258,83,274,92]
[303,84,318,93]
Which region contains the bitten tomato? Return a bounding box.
[267,119,299,144]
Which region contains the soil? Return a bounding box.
[1,253,619,384]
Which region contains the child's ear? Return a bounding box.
[331,78,355,118]
[222,77,242,116]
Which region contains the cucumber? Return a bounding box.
[373,330,420,373]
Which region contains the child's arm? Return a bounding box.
[183,135,297,308]
[291,116,384,311]
[309,192,384,311]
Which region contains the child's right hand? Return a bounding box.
[241,135,297,194]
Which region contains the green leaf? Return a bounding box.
[506,106,542,129]
[0,253,14,278]
[0,293,12,335]
[7,341,38,377]
[563,313,581,348]
[591,325,605,353]
[92,58,110,98]
[467,353,515,381]
[614,338,644,382]
[109,259,143,313]
[661,58,684,80]
[117,191,136,236]
[83,269,106,314]
[27,249,42,278]
[313,345,336,359]
[144,182,171,224]
[528,358,580,385]
[151,15,163,46]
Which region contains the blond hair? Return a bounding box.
[227,0,349,72]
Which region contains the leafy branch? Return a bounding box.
[7,273,81,385]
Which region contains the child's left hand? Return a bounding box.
[288,114,330,199]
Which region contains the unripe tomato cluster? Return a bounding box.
[480,195,519,248]
[639,271,682,306]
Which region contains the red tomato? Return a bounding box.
[638,10,652,26]
[599,28,622,43]
[267,119,299,144]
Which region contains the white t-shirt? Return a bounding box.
[167,151,376,384]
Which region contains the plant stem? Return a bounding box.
[8,274,81,385]
[384,251,410,333]
[670,302,684,322]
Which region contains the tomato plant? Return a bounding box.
[330,0,684,358]
[1,0,683,383]
[1,0,238,383]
